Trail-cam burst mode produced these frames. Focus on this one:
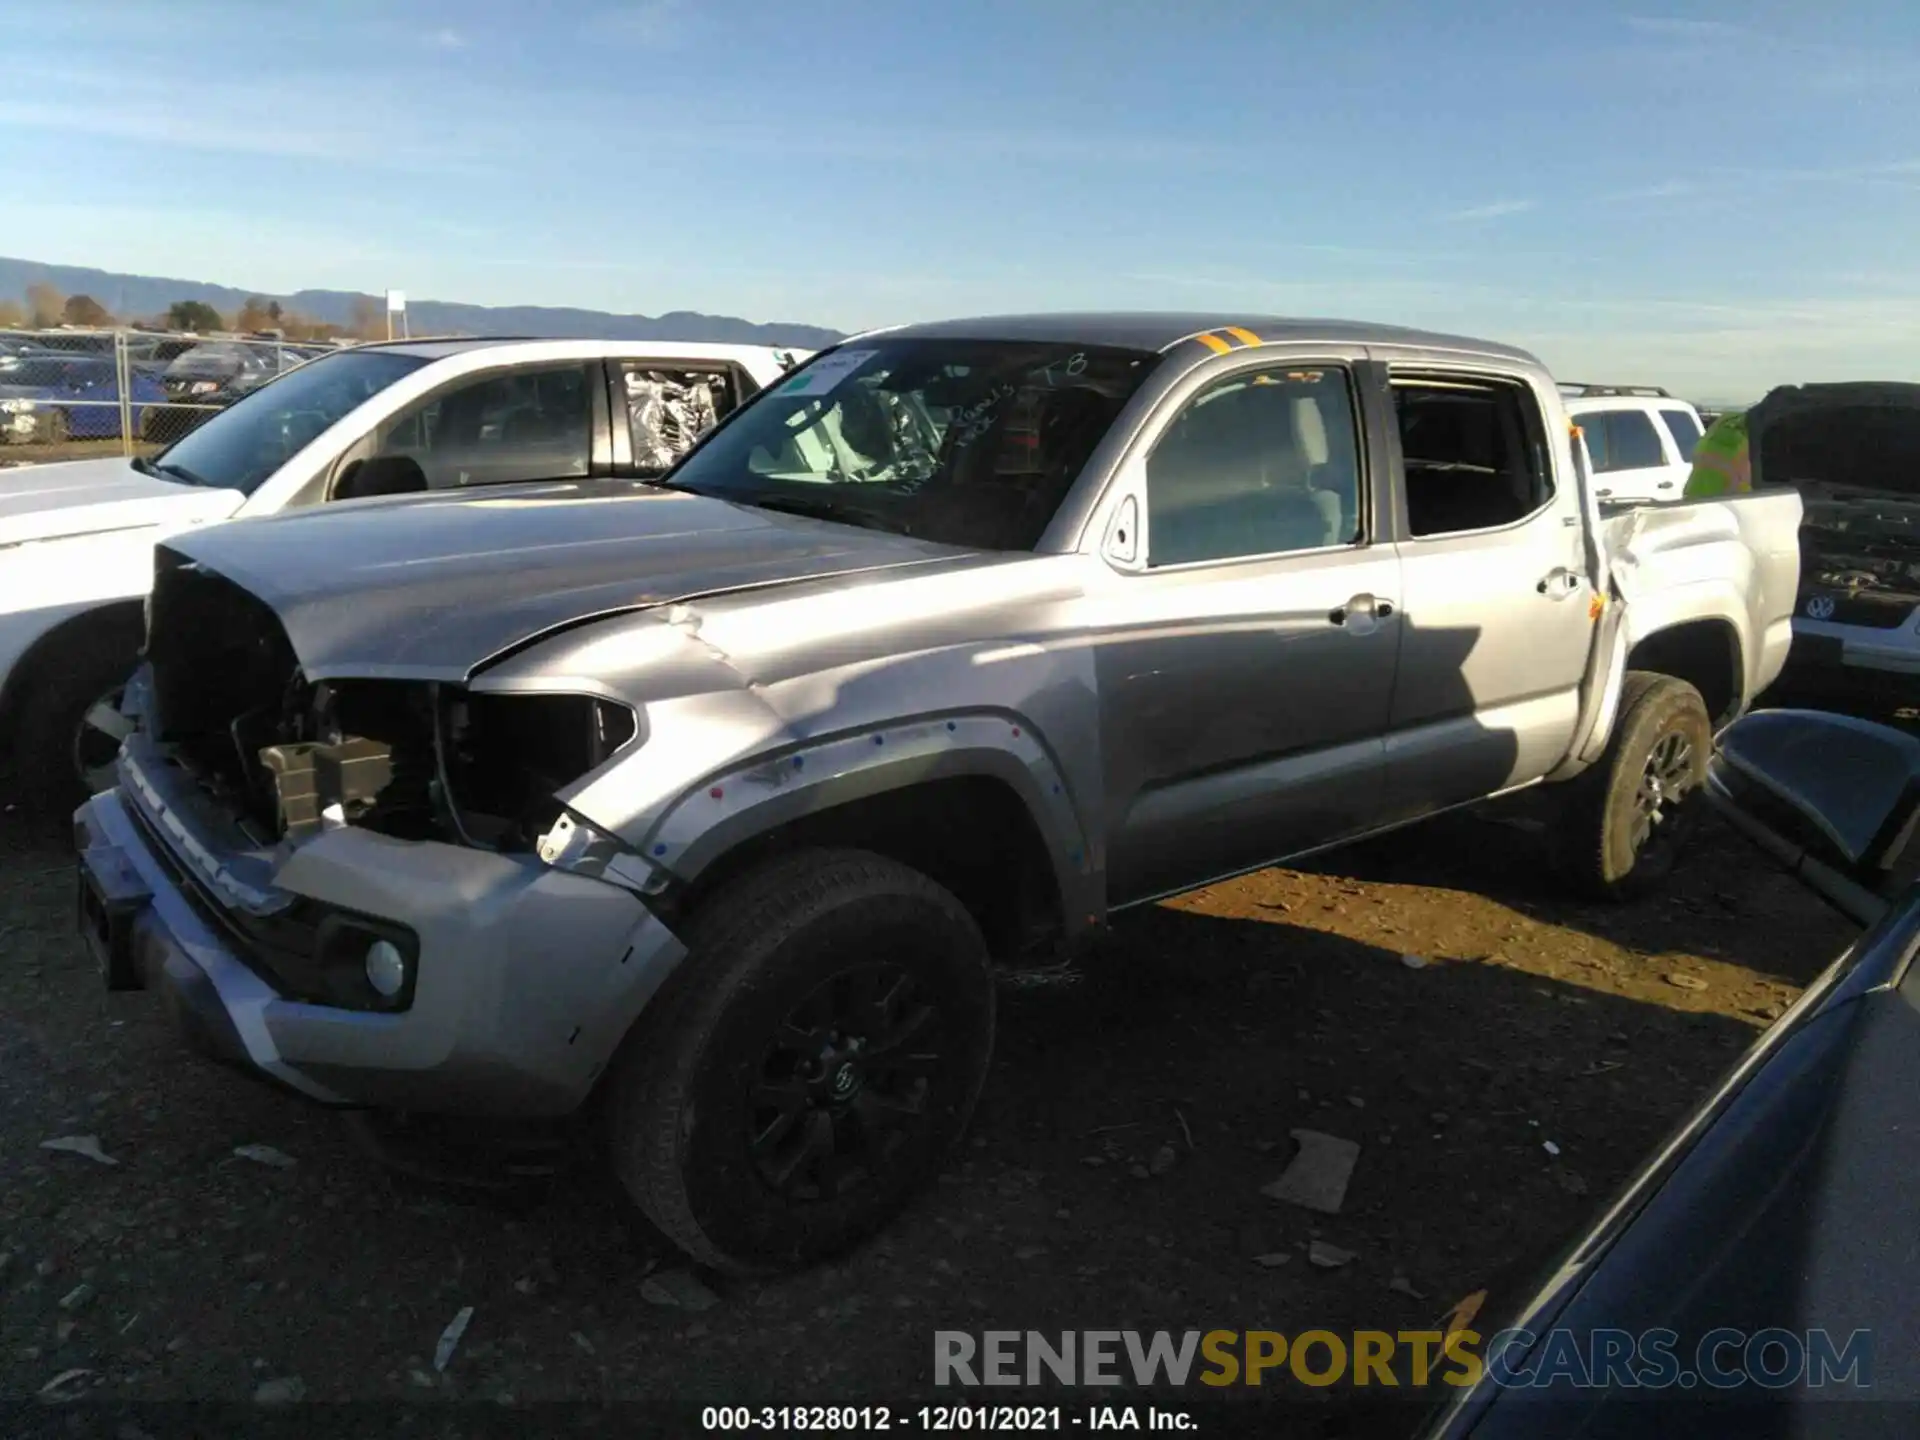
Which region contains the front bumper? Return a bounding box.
[75,760,689,1117]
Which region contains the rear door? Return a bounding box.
[1380,366,1599,821]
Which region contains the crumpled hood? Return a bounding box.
[0,456,241,548]
[159,480,985,681]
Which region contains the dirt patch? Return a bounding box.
[0,805,1851,1426]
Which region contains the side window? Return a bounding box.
[621,363,735,474]
[1659,408,1703,462]
[374,363,592,490]
[1577,414,1611,472]
[1394,377,1554,538]
[1606,409,1667,470]
[1145,365,1362,567]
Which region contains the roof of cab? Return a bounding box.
[356,337,802,364]
[853,312,1541,364]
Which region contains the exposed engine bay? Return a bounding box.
[144,555,636,852]
[1759,396,1920,625]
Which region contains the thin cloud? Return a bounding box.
[428,28,467,49]
[1602,180,1695,201]
[592,0,687,45]
[1625,16,1747,39]
[1446,199,1537,222]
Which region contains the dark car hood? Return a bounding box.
[160,480,986,682]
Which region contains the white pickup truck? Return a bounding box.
[0,338,807,810]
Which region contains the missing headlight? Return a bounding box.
[437,691,639,851]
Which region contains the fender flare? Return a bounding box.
[636,709,1103,933]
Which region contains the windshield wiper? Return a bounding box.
[743,492,913,536]
[149,459,214,487]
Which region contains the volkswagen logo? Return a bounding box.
[1804,594,1836,621]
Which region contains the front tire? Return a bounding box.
[1558,671,1713,900]
[606,848,995,1274]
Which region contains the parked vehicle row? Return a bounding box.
[0,353,167,444]
[60,312,1802,1274]
[0,330,334,447]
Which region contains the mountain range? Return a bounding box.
[0,256,845,349]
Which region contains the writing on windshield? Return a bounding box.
[665,338,1161,551]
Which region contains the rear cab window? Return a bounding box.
[1392,375,1555,537]
[618,361,741,475]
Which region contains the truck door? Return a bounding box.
[1379,367,1598,822]
[1093,356,1404,905]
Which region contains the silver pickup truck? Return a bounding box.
[75,313,1802,1273]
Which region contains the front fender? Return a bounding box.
[621,711,1101,935]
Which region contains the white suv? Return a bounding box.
[0,338,806,812]
[1562,385,1706,506]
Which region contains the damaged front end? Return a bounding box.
[143,551,640,856]
[75,545,689,1117]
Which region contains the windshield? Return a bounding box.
[662,337,1162,550]
[152,349,429,495]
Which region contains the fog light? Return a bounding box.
[364,938,407,998]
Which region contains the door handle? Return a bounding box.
[1537,568,1583,599]
[1330,594,1395,626]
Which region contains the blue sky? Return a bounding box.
[3,0,1917,399]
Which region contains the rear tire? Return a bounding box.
[10,617,144,816]
[605,848,995,1274]
[1557,671,1713,900]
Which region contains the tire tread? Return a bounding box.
[606,847,991,1274]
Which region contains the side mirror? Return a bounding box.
[1707,709,1920,924]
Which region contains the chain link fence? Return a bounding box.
[0,327,349,465]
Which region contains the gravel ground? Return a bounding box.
[0,801,1852,1435]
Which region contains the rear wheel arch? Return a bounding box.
[1626,617,1745,726]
